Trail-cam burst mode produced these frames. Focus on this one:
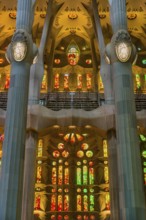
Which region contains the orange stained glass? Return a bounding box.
[51,195,56,211]
[52,167,57,184]
[4,74,10,89]
[38,139,43,157]
[64,168,69,184]
[54,73,60,89]
[58,143,64,150]
[77,74,82,89]
[76,133,83,141]
[77,195,82,211]
[83,195,88,211]
[81,143,89,150]
[64,74,69,89]
[64,195,69,211]
[104,166,109,183]
[99,74,104,91]
[64,133,70,142]
[41,72,47,90]
[36,166,42,183]
[89,168,94,184]
[70,133,76,143]
[86,73,92,89]
[58,166,63,185]
[58,195,63,211]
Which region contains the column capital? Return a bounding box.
[6,29,37,64]
[105,30,137,65]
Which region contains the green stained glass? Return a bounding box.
[89,168,94,184]
[83,188,87,193]
[83,166,88,185]
[90,195,94,211]
[136,74,141,89]
[144,74,146,81]
[90,188,94,193]
[142,150,146,158]
[77,167,82,185]
[143,168,146,173]
[140,134,146,142]
[143,161,146,166]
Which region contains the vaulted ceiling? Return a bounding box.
[0,0,146,69]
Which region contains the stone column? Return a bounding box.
[21,131,38,220]
[90,1,119,219]
[108,0,146,219]
[47,37,56,92]
[0,0,36,219]
[107,130,120,220]
[90,37,99,92]
[91,0,114,104]
[28,0,54,104]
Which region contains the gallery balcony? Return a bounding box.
[0,91,146,112]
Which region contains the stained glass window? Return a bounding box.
[34,134,110,220]
[54,73,60,89]
[64,74,69,90]
[37,139,43,157]
[86,73,92,90]
[135,74,141,90]
[77,74,82,90]
[67,41,80,66]
[76,143,95,213]
[103,139,108,157]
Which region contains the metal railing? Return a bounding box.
[0,91,146,111]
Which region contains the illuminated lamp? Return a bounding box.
[58,215,62,220]
[54,59,61,64]
[142,59,146,65]
[85,59,92,64]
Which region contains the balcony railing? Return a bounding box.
[0,91,146,112]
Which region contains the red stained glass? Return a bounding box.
[64,168,69,184]
[51,195,56,211]
[53,150,60,158]
[64,195,69,211]
[34,194,41,210]
[58,195,63,211]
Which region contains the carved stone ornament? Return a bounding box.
[114,30,132,63]
[11,30,28,62]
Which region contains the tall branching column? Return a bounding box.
[108,0,146,219]
[0,0,37,219]
[90,1,119,219]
